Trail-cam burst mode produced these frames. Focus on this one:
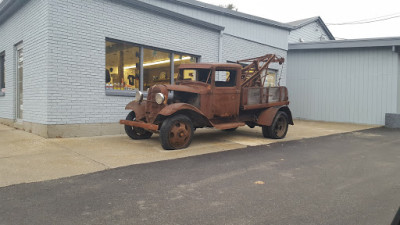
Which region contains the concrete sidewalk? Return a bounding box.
[0,120,377,187]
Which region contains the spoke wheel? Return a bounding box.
[263,111,289,139]
[160,115,194,150]
[124,111,153,140]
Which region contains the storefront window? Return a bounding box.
[173,54,197,81]
[105,39,199,96]
[143,48,171,90]
[106,41,140,91]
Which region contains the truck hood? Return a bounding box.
[164,83,210,94]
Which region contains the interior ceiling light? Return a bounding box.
[124,56,192,69]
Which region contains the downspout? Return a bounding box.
[397,48,400,113]
[393,46,400,113]
[218,30,223,63]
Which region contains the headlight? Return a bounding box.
[155,93,165,105]
[135,91,143,102]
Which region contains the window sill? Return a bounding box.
[105,89,137,97]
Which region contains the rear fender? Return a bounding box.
[257,106,294,126]
[125,100,146,121]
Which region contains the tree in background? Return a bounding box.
[220,3,238,11]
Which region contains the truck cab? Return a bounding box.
[177,63,242,119]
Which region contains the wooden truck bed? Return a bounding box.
[240,86,289,110]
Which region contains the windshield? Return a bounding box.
[177,69,211,84]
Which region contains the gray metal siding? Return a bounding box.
[142,0,289,50]
[287,47,399,125]
[289,22,331,43]
[222,34,287,85]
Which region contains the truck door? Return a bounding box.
[211,68,240,118]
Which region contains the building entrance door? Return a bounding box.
[16,43,23,121]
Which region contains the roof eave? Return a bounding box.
[289,37,400,50]
[161,0,293,30]
[0,0,225,32]
[0,0,29,26]
[317,17,335,40]
[289,16,335,40]
[118,0,224,32]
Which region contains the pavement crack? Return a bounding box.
[48,142,112,170]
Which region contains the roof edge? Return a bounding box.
[288,16,335,40]
[0,0,225,32]
[160,0,293,30]
[317,17,335,40]
[116,0,225,31]
[0,0,29,26]
[289,36,400,50]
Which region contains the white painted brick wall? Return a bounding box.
[0,0,49,124]
[46,0,220,124]
[222,34,288,86]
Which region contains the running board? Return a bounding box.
[212,122,246,130]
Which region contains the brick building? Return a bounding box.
[0,0,291,137]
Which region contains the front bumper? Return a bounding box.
[119,120,158,132]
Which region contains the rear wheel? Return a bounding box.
[160,115,194,150]
[262,111,289,139]
[124,111,153,140]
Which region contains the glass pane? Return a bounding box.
[143,48,171,90]
[265,70,277,87]
[106,41,140,91]
[174,55,197,80]
[215,70,236,87]
[178,69,211,83]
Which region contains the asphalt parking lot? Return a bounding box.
[0,120,376,187]
[0,127,399,225]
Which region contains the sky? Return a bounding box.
[198,0,400,40]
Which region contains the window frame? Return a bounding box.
[0,51,5,96]
[105,38,200,97]
[214,69,237,87]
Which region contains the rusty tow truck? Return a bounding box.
[120,54,293,150]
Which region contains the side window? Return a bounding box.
[178,69,211,84]
[0,52,5,95]
[215,70,236,87]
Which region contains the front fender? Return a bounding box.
[154,103,211,127]
[157,103,206,118]
[125,100,146,121]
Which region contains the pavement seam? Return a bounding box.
[47,141,112,170]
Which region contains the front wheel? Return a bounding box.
[262,111,289,139]
[124,111,153,140]
[160,115,194,150]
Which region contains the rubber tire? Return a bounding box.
[160,114,194,150]
[223,127,238,132]
[262,126,271,138]
[124,111,153,140]
[262,111,289,139]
